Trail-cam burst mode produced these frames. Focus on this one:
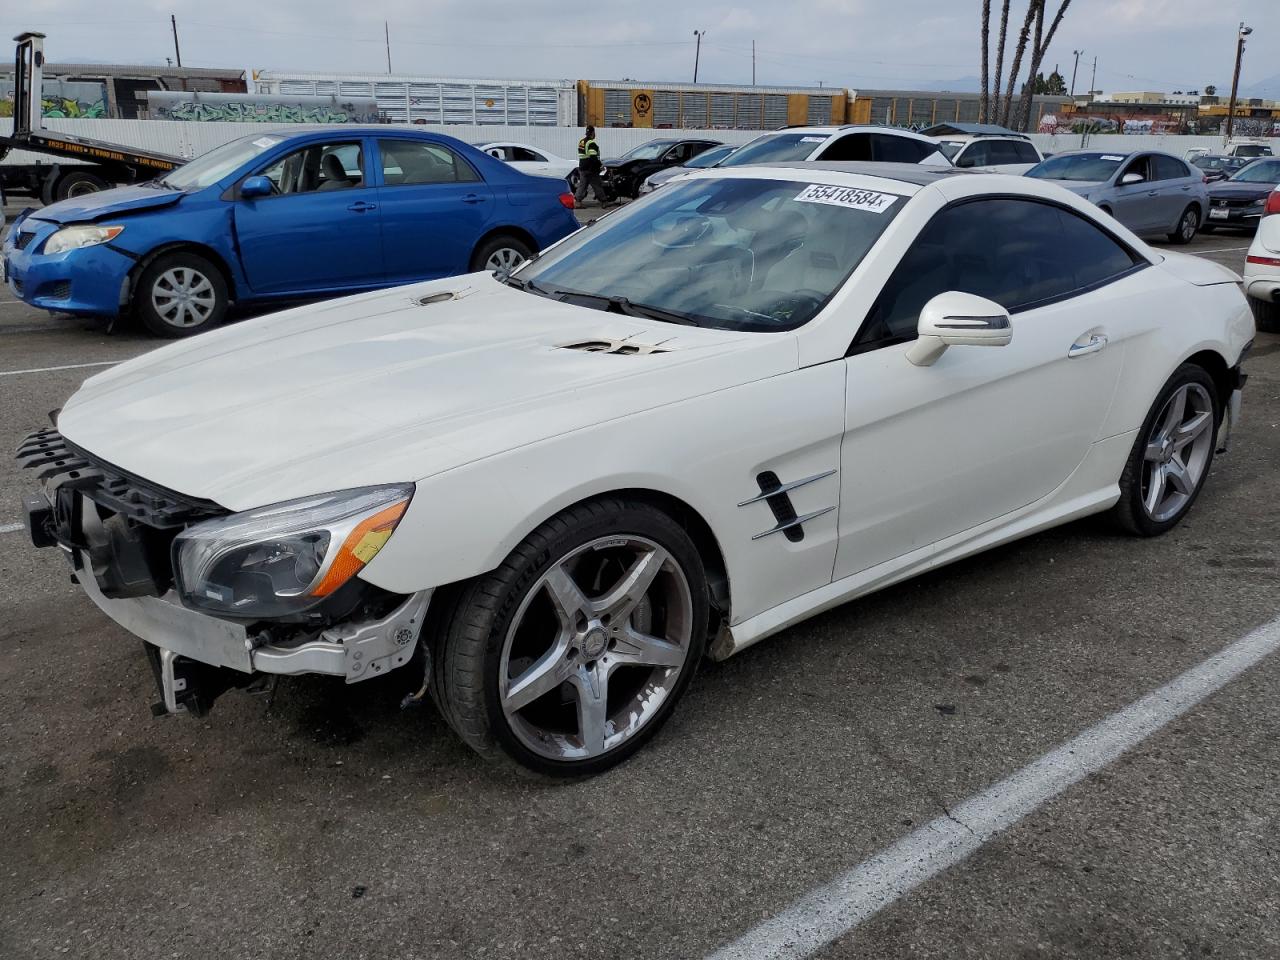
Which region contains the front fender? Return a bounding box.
[360,361,848,627]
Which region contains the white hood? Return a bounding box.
[57,275,795,510]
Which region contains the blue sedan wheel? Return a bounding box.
[135,252,230,339]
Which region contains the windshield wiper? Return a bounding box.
[502,274,555,298]
[548,288,701,326]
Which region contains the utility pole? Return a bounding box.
[692,30,705,83]
[170,14,182,68]
[1090,55,1096,94]
[1070,49,1082,97]
[384,21,392,74]
[1225,21,1252,142]
[752,40,755,85]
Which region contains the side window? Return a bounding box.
[955,142,991,168]
[485,146,510,160]
[986,141,1025,165]
[1014,141,1041,163]
[1153,155,1189,181]
[855,199,1141,349]
[871,134,930,164]
[257,141,363,195]
[379,140,480,185]
[1120,156,1150,183]
[511,147,545,162]
[817,133,872,162]
[1054,207,1142,289]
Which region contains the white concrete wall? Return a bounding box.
[3,118,1277,168]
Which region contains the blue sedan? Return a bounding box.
[2,128,580,337]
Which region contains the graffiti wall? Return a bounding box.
[1037,113,1199,136]
[145,91,381,123]
[0,78,108,118]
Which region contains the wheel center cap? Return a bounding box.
[581,627,608,660]
[1161,438,1174,462]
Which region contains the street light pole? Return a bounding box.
[693,30,705,83]
[1070,49,1082,97]
[1225,21,1252,142]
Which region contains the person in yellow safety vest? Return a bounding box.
[575,125,611,206]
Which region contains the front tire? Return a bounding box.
[133,251,230,338]
[431,498,709,777]
[1167,205,1199,244]
[1111,363,1219,536]
[469,234,534,274]
[567,170,581,195]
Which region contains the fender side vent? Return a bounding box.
[739,469,837,543]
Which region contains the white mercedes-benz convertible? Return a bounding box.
[19,163,1254,776]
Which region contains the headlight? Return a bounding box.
[43,224,124,255]
[173,484,413,619]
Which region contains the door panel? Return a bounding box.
[835,298,1124,579]
[374,138,495,282]
[833,197,1136,580]
[233,138,383,296]
[1112,156,1161,232]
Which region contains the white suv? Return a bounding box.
[1244,185,1280,331]
[716,125,951,169]
[936,134,1043,173]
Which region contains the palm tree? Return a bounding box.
[990,0,1012,125]
[980,0,992,122]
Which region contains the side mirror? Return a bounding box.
[240,175,273,199]
[1119,172,1145,186]
[906,292,1012,367]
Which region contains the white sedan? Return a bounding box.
[475,141,578,191]
[1243,186,1280,331]
[18,163,1254,776]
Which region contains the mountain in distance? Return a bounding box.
[1241,73,1280,100]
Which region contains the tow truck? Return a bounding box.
[2,32,182,203]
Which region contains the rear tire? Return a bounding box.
[431,497,709,777]
[469,234,534,274]
[133,251,230,338]
[1167,205,1199,244]
[1251,296,1280,333]
[1111,363,1219,536]
[567,170,581,194]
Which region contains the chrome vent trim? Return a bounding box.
[751,506,836,541]
[737,469,836,507]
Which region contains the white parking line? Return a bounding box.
[0,523,25,535]
[1193,245,1250,254]
[0,361,117,377]
[707,615,1280,960]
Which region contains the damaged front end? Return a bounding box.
[17,426,429,717]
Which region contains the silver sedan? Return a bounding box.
[1026,150,1209,244]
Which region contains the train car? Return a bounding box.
[1,62,246,120]
[579,80,847,130]
[250,71,578,126]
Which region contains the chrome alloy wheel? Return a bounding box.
[1141,382,1214,523]
[485,246,526,273]
[151,267,216,328]
[499,535,694,761]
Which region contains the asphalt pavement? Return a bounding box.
[1,216,1277,959]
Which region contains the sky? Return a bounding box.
[4,0,1278,97]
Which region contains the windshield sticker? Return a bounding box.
[793,184,899,213]
[1100,155,1125,161]
[800,136,826,142]
[252,136,282,149]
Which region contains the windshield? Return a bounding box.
[685,144,736,168]
[938,140,965,160]
[621,141,677,161]
[1232,145,1271,158]
[162,134,287,190]
[513,176,905,332]
[718,133,828,167]
[1027,153,1126,182]
[1228,160,1280,184]
[1193,156,1238,172]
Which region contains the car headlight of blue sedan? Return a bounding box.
[42,224,124,255]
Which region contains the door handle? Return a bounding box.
[461,193,488,204]
[1146,190,1158,196]
[1068,333,1109,358]
[347,201,377,212]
